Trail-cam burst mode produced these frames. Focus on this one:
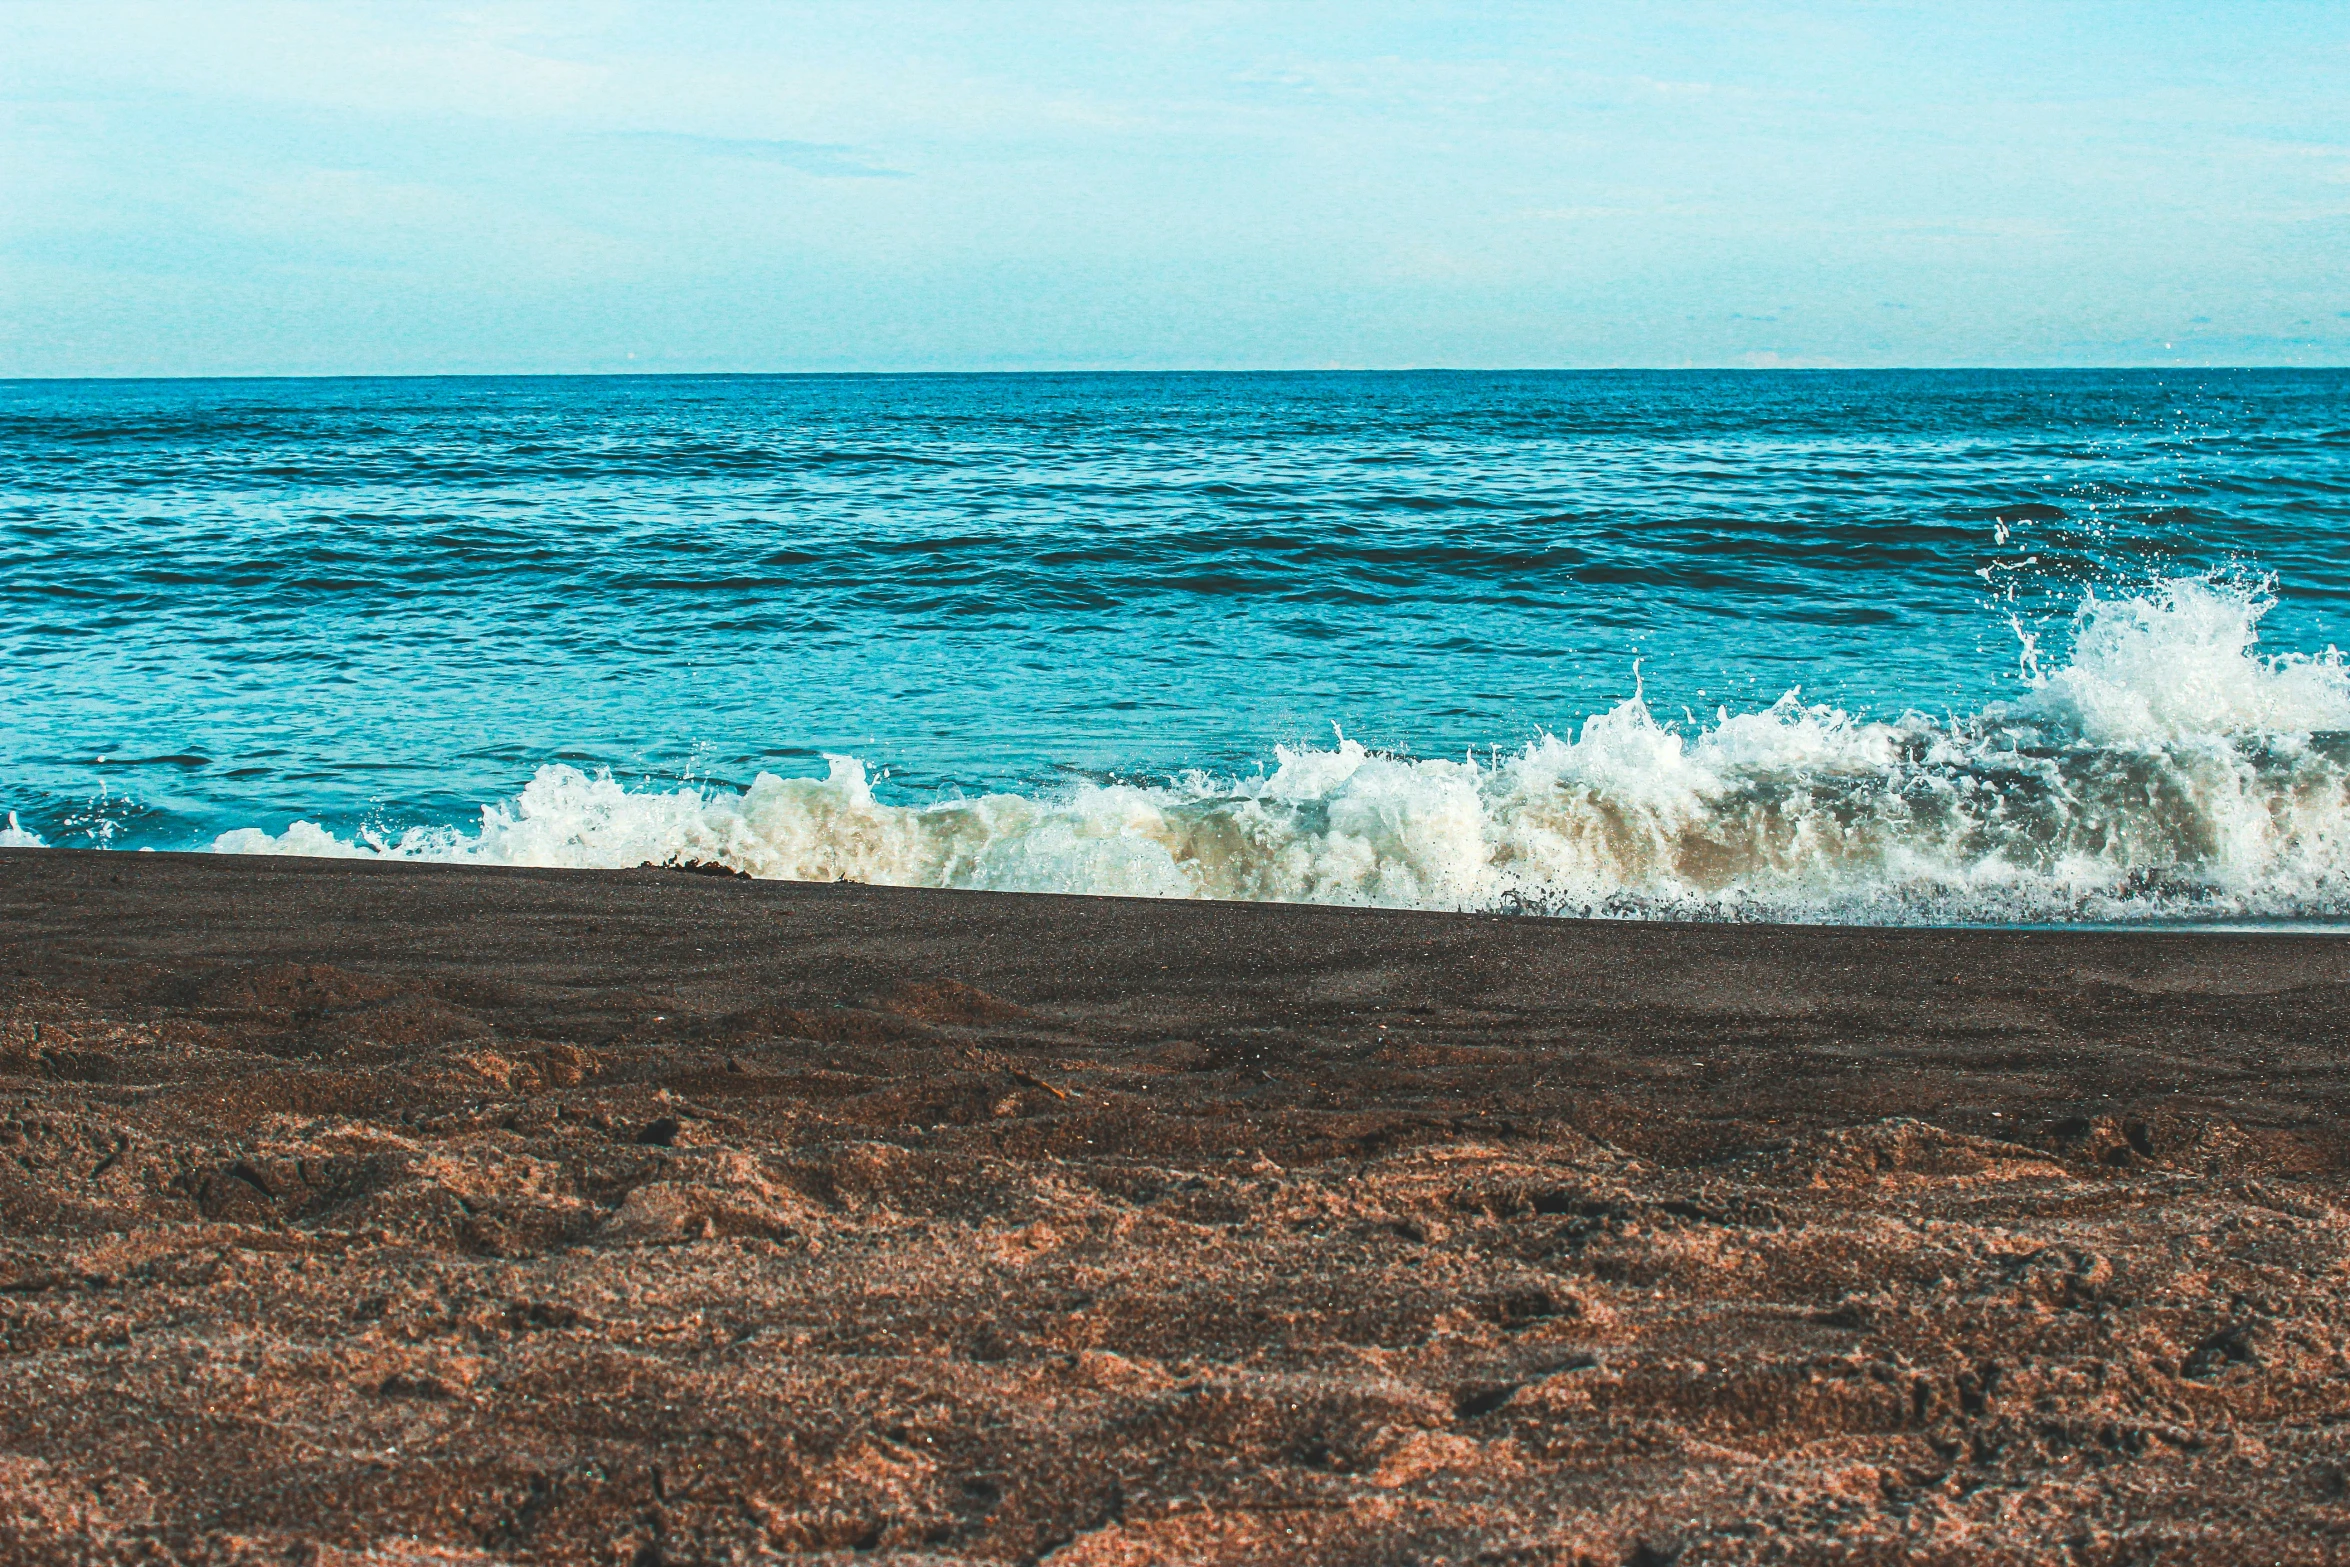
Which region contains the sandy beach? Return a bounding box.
[3,847,2347,1564]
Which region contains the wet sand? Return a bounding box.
[2,848,2348,1564]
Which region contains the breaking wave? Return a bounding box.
[208,578,2350,923]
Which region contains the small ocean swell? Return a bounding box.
[206,577,2350,924]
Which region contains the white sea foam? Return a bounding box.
[209,577,2350,923]
[2005,578,2350,743]
[0,812,46,849]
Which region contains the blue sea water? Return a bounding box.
[5,369,2349,922]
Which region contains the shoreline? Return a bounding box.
[4,847,2348,1562]
[17,844,2350,938]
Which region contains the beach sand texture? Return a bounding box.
[3,849,2347,1564]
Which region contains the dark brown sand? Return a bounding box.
[3,849,2348,1565]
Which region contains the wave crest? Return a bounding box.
[210,577,2350,923]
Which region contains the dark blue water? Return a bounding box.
[6,370,2349,921]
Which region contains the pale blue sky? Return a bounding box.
[3,1,2345,375]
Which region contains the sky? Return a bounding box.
[1,1,2346,376]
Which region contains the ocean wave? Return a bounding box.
[196,577,2350,924]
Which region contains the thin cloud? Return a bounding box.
[613,131,908,179]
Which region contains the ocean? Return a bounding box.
[5,369,2348,924]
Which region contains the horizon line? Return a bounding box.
[6,363,2348,385]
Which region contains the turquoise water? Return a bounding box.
[6,370,2349,922]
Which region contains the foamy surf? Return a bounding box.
[189,578,2350,925]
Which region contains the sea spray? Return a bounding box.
[210,577,2350,924]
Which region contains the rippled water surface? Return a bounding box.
[6,370,2349,921]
